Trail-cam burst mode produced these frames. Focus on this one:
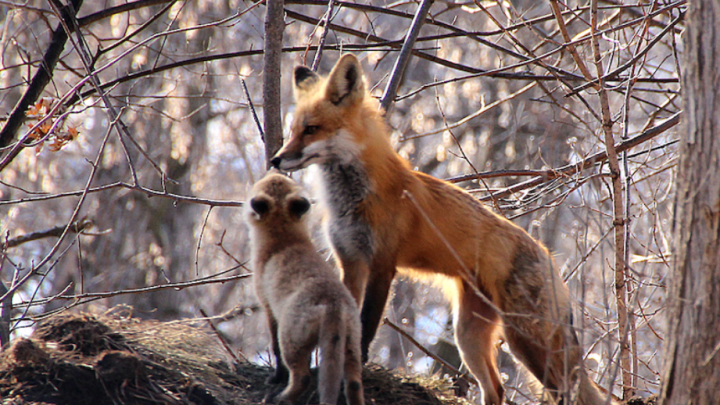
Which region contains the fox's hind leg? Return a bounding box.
[453,280,504,405]
[502,271,611,404]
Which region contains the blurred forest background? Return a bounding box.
[0,0,684,403]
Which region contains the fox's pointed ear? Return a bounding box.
[294,66,320,96]
[325,54,365,106]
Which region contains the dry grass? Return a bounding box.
[0,309,472,405]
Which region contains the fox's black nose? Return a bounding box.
[270,157,281,168]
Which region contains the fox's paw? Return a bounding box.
[266,367,289,385]
[263,392,291,405]
[262,385,284,404]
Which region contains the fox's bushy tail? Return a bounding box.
[318,305,346,405]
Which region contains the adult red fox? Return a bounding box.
[272,54,615,405]
[245,170,364,405]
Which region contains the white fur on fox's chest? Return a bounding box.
[309,132,375,264]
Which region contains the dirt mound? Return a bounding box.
[0,309,470,405]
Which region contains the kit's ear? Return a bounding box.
[250,196,271,218]
[288,197,311,218]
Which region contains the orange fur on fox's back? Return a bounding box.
[272,54,617,405]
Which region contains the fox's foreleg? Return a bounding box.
[340,256,396,362]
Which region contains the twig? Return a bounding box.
[567,11,685,97]
[98,1,177,56]
[56,3,683,114]
[49,0,145,183]
[0,0,83,149]
[404,82,536,140]
[242,78,264,141]
[396,0,683,102]
[446,169,548,182]
[472,112,680,201]
[589,0,631,398]
[382,317,477,385]
[76,0,174,27]
[379,0,434,114]
[14,271,252,311]
[0,114,118,305]
[310,0,337,71]
[1,1,252,172]
[195,207,213,276]
[199,308,241,363]
[549,0,594,82]
[0,254,11,348]
[1,218,93,249]
[1,181,244,208]
[284,0,677,38]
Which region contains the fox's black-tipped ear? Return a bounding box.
[250,197,270,218]
[326,54,365,106]
[294,66,320,92]
[288,197,311,218]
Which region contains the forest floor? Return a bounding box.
[0,309,471,405]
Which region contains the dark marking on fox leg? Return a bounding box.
[359,264,396,361]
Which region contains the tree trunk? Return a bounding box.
[660,2,720,404]
[262,0,285,167]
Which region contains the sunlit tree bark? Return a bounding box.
[660,1,720,403]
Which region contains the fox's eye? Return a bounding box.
[304,125,319,135]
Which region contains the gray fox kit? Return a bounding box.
[246,170,364,405]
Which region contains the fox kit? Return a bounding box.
[245,170,364,405]
[271,54,616,405]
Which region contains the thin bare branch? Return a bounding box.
[0,181,244,208]
[590,0,632,397]
[1,218,93,249]
[471,112,680,201]
[0,0,83,149]
[199,308,241,364]
[568,10,685,96]
[383,317,477,385]
[15,272,252,314]
[0,256,11,348]
[550,0,595,82]
[379,0,434,114]
[310,0,337,71]
[404,82,536,140]
[242,78,264,141]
